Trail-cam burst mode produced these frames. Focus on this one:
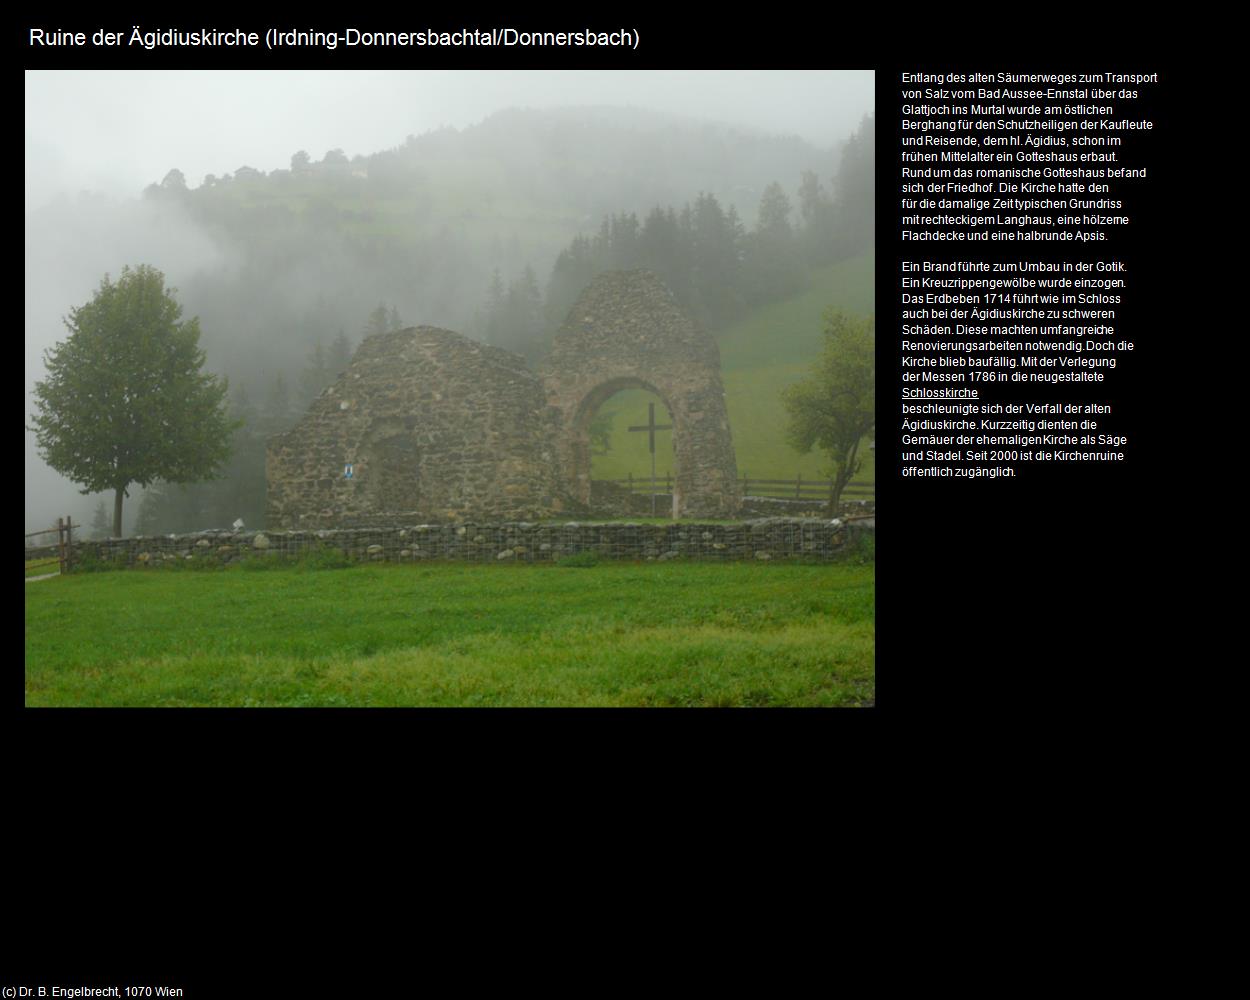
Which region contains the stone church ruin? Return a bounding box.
[267,270,739,528]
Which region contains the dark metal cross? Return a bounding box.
[627,402,672,455]
[628,402,673,516]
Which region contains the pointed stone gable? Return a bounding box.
[267,327,565,528]
[541,270,740,518]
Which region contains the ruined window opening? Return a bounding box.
[372,433,421,512]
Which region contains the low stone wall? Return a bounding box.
[68,518,870,568]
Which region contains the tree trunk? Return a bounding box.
[113,487,125,538]
[827,442,862,519]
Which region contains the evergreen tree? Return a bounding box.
[329,329,353,373]
[798,169,837,261]
[688,192,744,328]
[90,498,111,539]
[744,181,807,305]
[213,387,269,529]
[264,373,292,432]
[134,485,168,536]
[832,113,875,258]
[485,269,506,345]
[798,170,826,230]
[544,236,595,331]
[755,182,794,241]
[299,340,329,405]
[639,206,691,305]
[516,265,544,343]
[488,265,546,356]
[592,217,612,270]
[609,212,640,269]
[363,304,390,340]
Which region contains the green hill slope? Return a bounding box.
[590,251,875,486]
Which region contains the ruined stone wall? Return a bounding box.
[542,270,741,519]
[267,272,743,528]
[68,519,867,567]
[267,327,566,529]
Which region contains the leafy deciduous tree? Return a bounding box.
[29,264,238,537]
[782,310,875,516]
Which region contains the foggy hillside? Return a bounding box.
[163,106,838,375]
[435,106,833,222]
[29,103,844,387]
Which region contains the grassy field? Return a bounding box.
[25,561,874,707]
[591,252,875,484]
[25,557,60,578]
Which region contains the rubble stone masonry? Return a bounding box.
[266,270,742,527]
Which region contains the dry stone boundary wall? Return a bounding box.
[68,519,869,568]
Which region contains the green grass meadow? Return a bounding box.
[591,252,875,484]
[25,560,874,707]
[25,557,60,578]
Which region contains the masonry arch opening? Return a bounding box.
[575,377,679,518]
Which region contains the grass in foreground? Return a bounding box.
[25,557,60,578]
[25,560,874,707]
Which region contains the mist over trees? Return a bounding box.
[26,105,873,534]
[492,112,876,358]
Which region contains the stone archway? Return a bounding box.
[571,375,681,517]
[542,270,739,518]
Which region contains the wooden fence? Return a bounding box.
[596,474,875,501]
[24,517,76,574]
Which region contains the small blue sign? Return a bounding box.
[344,464,354,479]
